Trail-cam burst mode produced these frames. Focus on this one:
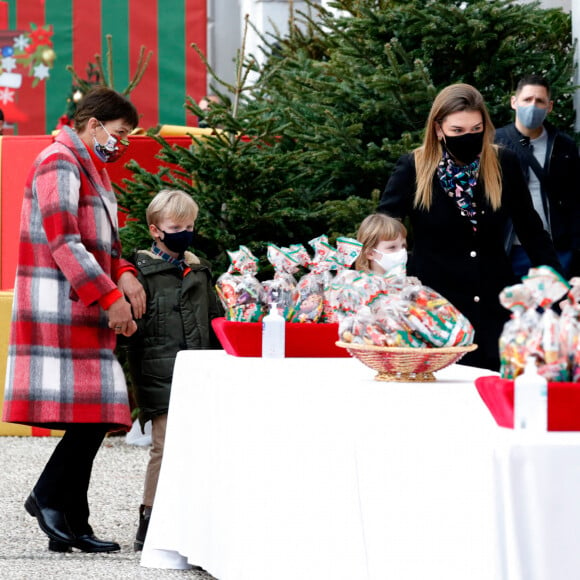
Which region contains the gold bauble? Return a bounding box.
[41,48,56,67]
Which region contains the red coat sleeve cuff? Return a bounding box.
[112,258,138,282]
[99,288,123,310]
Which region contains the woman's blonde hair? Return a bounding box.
[355,213,407,272]
[146,189,199,227]
[414,83,501,211]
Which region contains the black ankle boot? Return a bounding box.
[48,539,72,553]
[24,491,75,545]
[48,534,120,553]
[134,505,152,552]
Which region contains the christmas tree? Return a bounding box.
[116,0,575,275]
[58,35,152,128]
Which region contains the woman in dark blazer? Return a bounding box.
[378,83,561,371]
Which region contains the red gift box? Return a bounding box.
[475,376,580,431]
[212,317,350,357]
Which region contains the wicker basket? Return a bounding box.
[336,341,478,382]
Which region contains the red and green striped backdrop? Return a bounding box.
[3,0,207,134]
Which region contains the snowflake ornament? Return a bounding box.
[13,34,30,52]
[0,87,15,105]
[33,63,50,81]
[1,56,17,73]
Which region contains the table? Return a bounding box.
[494,429,580,580]
[141,352,500,579]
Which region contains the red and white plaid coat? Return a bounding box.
[2,126,132,429]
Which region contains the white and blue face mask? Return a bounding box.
[516,104,548,130]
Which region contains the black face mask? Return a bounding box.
[160,229,194,255]
[442,132,484,164]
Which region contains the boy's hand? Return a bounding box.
[118,272,146,319]
[121,320,138,337]
[107,298,137,336]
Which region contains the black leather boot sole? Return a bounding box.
[49,534,121,553]
[48,539,72,553]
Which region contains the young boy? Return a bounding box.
[124,189,223,551]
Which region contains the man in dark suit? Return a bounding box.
[495,74,580,279]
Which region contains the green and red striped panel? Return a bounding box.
[4,0,207,134]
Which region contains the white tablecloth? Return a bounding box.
[494,429,580,580]
[141,352,500,579]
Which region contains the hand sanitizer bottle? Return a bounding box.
[514,356,548,431]
[262,303,286,358]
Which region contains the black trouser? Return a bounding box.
[33,424,110,535]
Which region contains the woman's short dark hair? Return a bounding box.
[74,87,139,132]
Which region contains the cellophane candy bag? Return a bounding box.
[559,277,580,381]
[262,243,300,321]
[335,237,363,270]
[325,237,363,323]
[291,235,336,323]
[523,266,570,381]
[498,283,540,379]
[368,292,425,347]
[336,272,474,348]
[339,305,374,344]
[215,245,265,322]
[400,285,475,347]
[327,269,364,325]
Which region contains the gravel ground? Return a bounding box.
[0,435,217,580]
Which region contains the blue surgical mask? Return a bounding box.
[160,229,194,255]
[516,105,548,130]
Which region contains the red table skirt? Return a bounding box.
[475,376,580,431]
[212,317,349,358]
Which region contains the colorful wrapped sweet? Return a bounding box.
[290,235,336,323]
[498,283,540,379]
[323,237,363,323]
[559,278,580,381]
[326,269,364,323]
[398,285,474,347]
[522,266,570,382]
[339,305,374,344]
[215,245,265,322]
[262,243,300,321]
[571,279,580,381]
[368,293,425,347]
[336,275,474,348]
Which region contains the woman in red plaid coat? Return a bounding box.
[2,87,146,553]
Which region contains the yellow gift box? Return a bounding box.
[0,291,62,436]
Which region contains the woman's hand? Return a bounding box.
[107,297,138,337]
[118,272,146,319]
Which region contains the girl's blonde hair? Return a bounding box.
[355,213,407,272]
[414,83,502,211]
[146,189,199,227]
